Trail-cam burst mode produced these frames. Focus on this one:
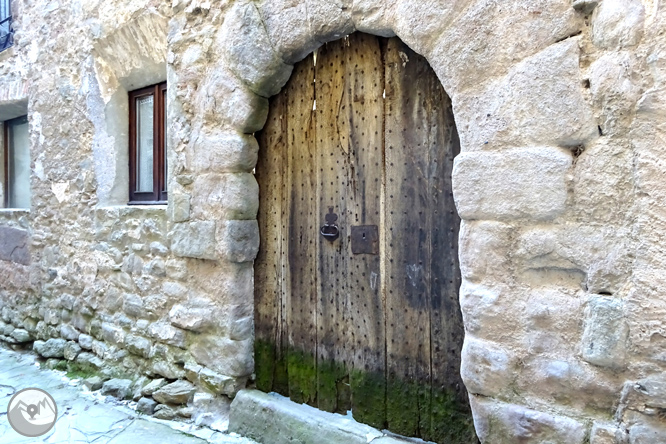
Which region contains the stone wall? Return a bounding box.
[1,0,665,442]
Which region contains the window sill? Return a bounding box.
[128,201,167,206]
[96,204,166,212]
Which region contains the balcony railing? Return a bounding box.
[0,0,11,52]
[0,15,12,52]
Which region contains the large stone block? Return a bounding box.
[628,423,666,443]
[191,173,259,221]
[168,298,218,333]
[592,0,645,50]
[189,130,259,174]
[458,221,513,283]
[217,220,260,263]
[453,147,571,221]
[152,380,196,405]
[171,221,217,260]
[515,224,632,294]
[516,357,621,411]
[101,322,125,346]
[452,38,597,149]
[147,322,187,349]
[169,190,191,223]
[0,227,30,265]
[590,422,628,444]
[581,296,628,369]
[573,139,634,221]
[459,282,502,337]
[34,338,66,358]
[470,396,587,444]
[588,54,642,137]
[149,343,187,379]
[190,335,253,377]
[461,336,516,397]
[101,378,133,400]
[125,334,151,358]
[617,375,666,422]
[217,1,294,98]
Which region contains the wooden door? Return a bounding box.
[254,33,475,444]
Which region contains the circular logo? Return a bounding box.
[7,388,58,437]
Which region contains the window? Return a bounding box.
[129,82,167,204]
[0,0,13,52]
[3,115,30,209]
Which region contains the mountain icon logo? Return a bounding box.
[7,388,58,437]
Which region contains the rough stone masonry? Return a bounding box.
[0,0,665,442]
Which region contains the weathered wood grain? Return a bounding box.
[384,37,433,438]
[341,33,387,429]
[285,54,318,405]
[315,38,353,413]
[254,85,288,394]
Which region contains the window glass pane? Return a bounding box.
[136,95,154,193]
[8,117,30,209]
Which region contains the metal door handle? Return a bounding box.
[320,224,340,241]
[321,207,340,242]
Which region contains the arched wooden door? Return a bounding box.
[254,33,475,443]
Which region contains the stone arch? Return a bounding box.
[184,1,603,441]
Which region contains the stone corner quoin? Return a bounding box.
[0,0,663,442]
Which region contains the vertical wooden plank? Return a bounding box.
[383,38,433,438]
[342,33,387,429]
[285,54,318,405]
[424,65,475,443]
[384,38,474,443]
[254,86,288,394]
[315,38,353,413]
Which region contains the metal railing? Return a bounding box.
[0,0,12,52]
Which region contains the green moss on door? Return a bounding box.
[254,341,476,443]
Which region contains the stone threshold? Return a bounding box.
[229,389,435,444]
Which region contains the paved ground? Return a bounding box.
[0,347,260,444]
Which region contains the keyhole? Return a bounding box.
[362,232,366,239]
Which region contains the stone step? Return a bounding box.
[229,389,434,444]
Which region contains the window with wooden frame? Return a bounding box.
[129,82,167,204]
[3,115,30,209]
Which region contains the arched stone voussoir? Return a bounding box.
[255,0,322,65]
[217,0,294,98]
[452,38,598,151]
[304,0,355,44]
[350,0,397,38]
[426,0,583,95]
[198,65,269,134]
[389,0,470,61]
